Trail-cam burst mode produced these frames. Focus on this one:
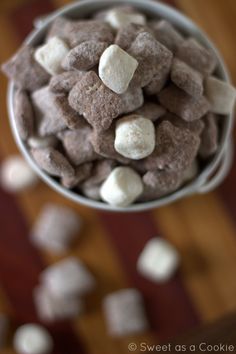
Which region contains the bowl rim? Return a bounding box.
[7,0,234,212]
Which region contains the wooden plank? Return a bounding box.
[153,194,236,323]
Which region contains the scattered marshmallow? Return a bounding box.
[0,156,37,192]
[13,324,53,354]
[100,166,143,207]
[105,9,146,30]
[99,44,138,94]
[34,285,83,322]
[40,257,95,298]
[205,76,236,114]
[137,238,180,282]
[103,288,149,336]
[114,115,155,159]
[31,203,81,254]
[34,36,70,75]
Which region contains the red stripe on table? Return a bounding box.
[9,0,55,41]
[0,186,87,354]
[99,211,200,341]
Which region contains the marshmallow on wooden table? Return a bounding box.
[0,156,38,192]
[41,257,95,298]
[100,166,143,207]
[114,115,155,159]
[103,288,149,336]
[105,9,146,30]
[34,285,83,322]
[14,324,53,354]
[31,204,81,254]
[99,44,138,94]
[0,313,8,348]
[205,76,236,114]
[35,36,69,75]
[137,238,180,282]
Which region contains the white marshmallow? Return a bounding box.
[34,37,69,75]
[99,44,138,94]
[100,166,143,207]
[40,257,95,298]
[137,238,180,282]
[34,285,83,322]
[13,324,53,354]
[103,288,149,336]
[106,9,146,30]
[205,76,236,114]
[114,115,155,159]
[28,136,57,149]
[0,156,38,192]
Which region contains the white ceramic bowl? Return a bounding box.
[7,0,234,212]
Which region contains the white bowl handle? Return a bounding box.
[197,139,234,194]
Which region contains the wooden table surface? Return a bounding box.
[0,0,236,353]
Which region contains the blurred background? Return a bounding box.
[0,0,236,353]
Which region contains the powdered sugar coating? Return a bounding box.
[158,84,210,121]
[68,71,123,131]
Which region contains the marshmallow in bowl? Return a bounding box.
[137,238,180,282]
[100,166,143,207]
[105,9,146,30]
[98,44,138,94]
[114,115,155,159]
[205,76,236,114]
[13,324,53,354]
[0,156,38,192]
[34,36,70,75]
